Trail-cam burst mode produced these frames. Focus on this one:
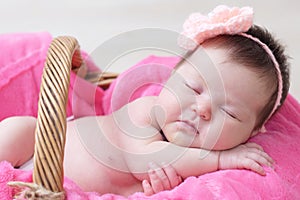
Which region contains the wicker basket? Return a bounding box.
[8,36,117,199]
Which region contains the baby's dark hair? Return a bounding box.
[206,25,290,131]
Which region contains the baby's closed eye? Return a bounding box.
[185,83,202,95]
[221,107,240,121]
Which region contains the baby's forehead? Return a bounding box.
[178,45,232,68]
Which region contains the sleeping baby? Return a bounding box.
[0,5,289,197]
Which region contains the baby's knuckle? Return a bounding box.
[243,159,254,167]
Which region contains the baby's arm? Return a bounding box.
[0,116,36,167]
[141,142,272,195]
[128,141,273,181]
[126,141,220,180]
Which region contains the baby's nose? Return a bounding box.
[192,97,211,121]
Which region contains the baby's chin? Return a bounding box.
[163,129,235,151]
[165,131,197,147]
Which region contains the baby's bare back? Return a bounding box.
[63,117,143,196]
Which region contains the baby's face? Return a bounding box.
[155,46,270,150]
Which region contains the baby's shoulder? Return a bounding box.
[124,96,158,113]
[130,96,158,106]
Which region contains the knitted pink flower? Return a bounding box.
[178,5,253,50]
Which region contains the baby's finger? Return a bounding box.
[178,175,183,184]
[249,148,274,166]
[242,158,266,176]
[148,169,164,193]
[149,162,171,190]
[259,150,274,165]
[245,142,264,151]
[162,163,182,188]
[142,180,154,196]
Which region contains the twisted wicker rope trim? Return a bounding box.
[8,182,64,200]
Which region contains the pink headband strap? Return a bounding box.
[178,5,283,128]
[239,33,283,123]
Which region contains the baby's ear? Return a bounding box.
[250,130,259,137]
[251,125,267,137]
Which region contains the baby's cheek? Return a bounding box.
[213,125,250,150]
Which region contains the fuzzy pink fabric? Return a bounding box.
[0,32,104,121]
[0,33,299,199]
[102,55,180,114]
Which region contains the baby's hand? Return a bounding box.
[218,142,274,176]
[142,162,183,196]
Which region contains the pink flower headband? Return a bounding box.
[178,5,283,130]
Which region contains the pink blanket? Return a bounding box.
[0,32,104,121]
[0,32,300,199]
